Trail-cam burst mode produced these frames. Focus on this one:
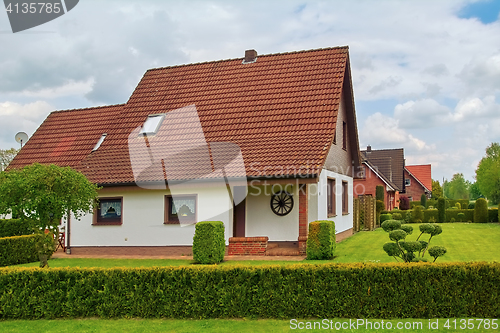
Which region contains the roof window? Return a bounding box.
[92,133,107,151]
[140,114,164,135]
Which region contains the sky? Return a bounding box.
[1,0,500,183]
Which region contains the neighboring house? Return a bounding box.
[404,164,432,201]
[354,146,405,210]
[9,46,361,255]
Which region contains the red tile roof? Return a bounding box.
[406,164,432,191]
[9,46,360,185]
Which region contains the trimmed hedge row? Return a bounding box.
[0,219,34,238]
[0,263,499,319]
[382,208,499,223]
[0,234,49,267]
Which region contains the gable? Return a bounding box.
[10,47,360,185]
[405,165,432,191]
[361,148,404,191]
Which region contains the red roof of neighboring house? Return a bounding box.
[9,46,360,185]
[406,164,432,191]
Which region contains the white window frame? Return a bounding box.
[140,114,165,135]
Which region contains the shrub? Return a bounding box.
[413,205,424,223]
[391,212,402,221]
[437,198,446,223]
[376,185,384,201]
[420,194,427,208]
[399,196,410,210]
[404,211,413,224]
[192,221,225,264]
[474,198,488,223]
[306,220,335,260]
[499,203,500,222]
[423,209,439,223]
[457,213,465,222]
[410,201,421,209]
[0,234,53,267]
[455,202,461,209]
[488,208,499,223]
[428,246,447,263]
[0,263,499,319]
[0,219,34,238]
[376,200,385,224]
[468,202,476,209]
[380,214,392,224]
[381,220,401,232]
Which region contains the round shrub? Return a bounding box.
[457,213,465,222]
[428,246,447,262]
[400,225,413,235]
[192,221,225,264]
[430,224,442,236]
[389,230,407,242]
[400,241,422,253]
[381,220,401,232]
[383,242,401,257]
[419,223,435,235]
[380,214,392,224]
[474,198,488,223]
[450,218,455,223]
[392,212,402,221]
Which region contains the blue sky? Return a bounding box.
[1,0,500,183]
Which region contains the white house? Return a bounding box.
[9,46,361,255]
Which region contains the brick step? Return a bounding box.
[265,248,300,256]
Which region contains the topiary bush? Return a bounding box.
[0,219,34,238]
[376,185,384,201]
[413,205,424,223]
[391,212,402,221]
[399,196,410,210]
[437,198,446,223]
[192,221,225,264]
[306,220,335,260]
[420,194,427,208]
[457,213,465,222]
[474,198,488,223]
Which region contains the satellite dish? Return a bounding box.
[15,132,29,148]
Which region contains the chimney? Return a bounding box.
[367,145,372,152]
[243,49,257,64]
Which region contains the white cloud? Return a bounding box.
[0,101,53,119]
[394,99,452,129]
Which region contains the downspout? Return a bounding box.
[66,209,71,254]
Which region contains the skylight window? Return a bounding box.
[92,133,107,151]
[140,114,164,135]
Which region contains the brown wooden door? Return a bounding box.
[233,186,246,237]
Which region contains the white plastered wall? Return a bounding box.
[70,186,232,247]
[245,183,299,241]
[314,169,354,234]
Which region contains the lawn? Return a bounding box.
[1,318,497,333]
[11,223,500,269]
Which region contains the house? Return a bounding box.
[354,146,405,210]
[404,164,432,201]
[9,46,362,255]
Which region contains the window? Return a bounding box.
[327,178,336,217]
[342,121,347,150]
[140,114,164,135]
[92,133,107,151]
[164,195,197,224]
[405,178,411,186]
[408,196,413,201]
[342,181,348,215]
[94,197,123,225]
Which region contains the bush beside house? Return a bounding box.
[0,234,53,267]
[192,221,225,264]
[0,219,34,238]
[306,220,336,260]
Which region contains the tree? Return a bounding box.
[476,142,500,204]
[420,193,427,208]
[0,163,100,266]
[468,182,483,200]
[431,179,443,199]
[0,148,19,171]
[444,173,469,200]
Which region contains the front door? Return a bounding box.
[233,186,246,237]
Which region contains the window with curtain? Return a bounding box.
[94,197,123,225]
[164,195,197,224]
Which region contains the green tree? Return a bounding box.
[468,182,483,200]
[431,179,443,198]
[476,142,500,204]
[0,148,19,171]
[0,163,100,266]
[444,173,469,200]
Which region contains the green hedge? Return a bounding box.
[446,209,474,223]
[437,198,446,223]
[474,198,488,223]
[488,208,499,223]
[306,221,335,260]
[0,219,34,238]
[0,234,51,267]
[445,199,469,209]
[0,263,498,319]
[192,221,225,264]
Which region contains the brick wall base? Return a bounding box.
[336,228,353,242]
[228,237,268,255]
[298,236,307,255]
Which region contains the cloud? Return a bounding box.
[394,99,452,128]
[458,52,500,96]
[452,95,500,121]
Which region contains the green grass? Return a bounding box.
[334,222,500,263]
[1,318,497,333]
[10,223,500,268]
